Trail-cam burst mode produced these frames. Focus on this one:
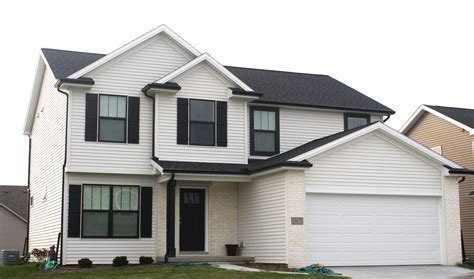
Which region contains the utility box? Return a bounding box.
[0,250,20,265]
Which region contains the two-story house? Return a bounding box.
[24,25,471,268]
[401,105,474,262]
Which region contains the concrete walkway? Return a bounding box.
[331,265,474,279]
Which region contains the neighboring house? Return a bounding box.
[0,185,28,253]
[401,104,474,261]
[23,25,471,267]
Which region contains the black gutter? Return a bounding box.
[56,81,69,266]
[448,168,474,175]
[142,82,181,93]
[383,114,391,123]
[58,77,95,86]
[251,100,396,115]
[229,88,263,97]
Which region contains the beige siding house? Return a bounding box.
[0,186,28,253]
[402,105,474,261]
[24,26,470,268]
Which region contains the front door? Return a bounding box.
[179,188,205,251]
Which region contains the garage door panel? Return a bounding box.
[307,194,441,266]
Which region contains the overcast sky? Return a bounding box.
[1,0,473,186]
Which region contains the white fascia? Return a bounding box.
[290,122,464,169]
[400,105,474,135]
[156,53,253,92]
[67,25,201,79]
[23,53,47,135]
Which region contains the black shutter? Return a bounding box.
[216,101,227,147]
[140,187,153,238]
[128,97,140,144]
[85,93,98,141]
[68,185,81,237]
[177,98,189,144]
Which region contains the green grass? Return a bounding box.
[457,262,474,270]
[0,263,347,279]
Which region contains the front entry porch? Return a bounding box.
[156,255,255,263]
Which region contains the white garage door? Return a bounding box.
[307,194,441,266]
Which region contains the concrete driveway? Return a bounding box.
[331,266,474,279]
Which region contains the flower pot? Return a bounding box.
[225,244,239,256]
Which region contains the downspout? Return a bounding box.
[143,91,155,158]
[383,114,391,123]
[459,176,466,262]
[56,81,69,266]
[25,137,31,256]
[165,173,176,263]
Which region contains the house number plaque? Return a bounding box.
[291,217,304,225]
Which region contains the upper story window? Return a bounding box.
[85,93,140,144]
[177,98,227,147]
[250,106,279,156]
[99,95,127,142]
[344,113,370,130]
[189,99,215,146]
[82,185,139,238]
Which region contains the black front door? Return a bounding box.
[179,188,205,251]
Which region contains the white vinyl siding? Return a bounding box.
[237,172,288,263]
[157,64,247,164]
[279,107,343,153]
[29,67,65,253]
[68,34,193,173]
[307,194,442,266]
[63,173,157,264]
[305,132,443,196]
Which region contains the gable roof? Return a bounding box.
[68,25,201,79]
[400,104,474,135]
[156,53,253,91]
[289,121,466,172]
[39,48,394,114]
[0,186,28,221]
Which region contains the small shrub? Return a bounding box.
[139,256,154,265]
[113,256,129,267]
[78,258,93,268]
[31,248,48,262]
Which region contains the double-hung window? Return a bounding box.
[344,113,370,130]
[189,99,215,146]
[250,107,279,156]
[82,185,139,238]
[99,95,127,142]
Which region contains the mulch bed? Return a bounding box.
[43,263,169,273]
[238,263,295,272]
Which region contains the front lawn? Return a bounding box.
[0,263,347,279]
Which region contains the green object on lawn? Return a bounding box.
[295,264,341,276]
[41,259,58,271]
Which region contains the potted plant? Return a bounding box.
[225,244,239,256]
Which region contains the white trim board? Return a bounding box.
[68,25,201,79]
[290,122,463,169]
[400,105,474,135]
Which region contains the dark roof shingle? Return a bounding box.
[40,48,394,114]
[426,105,474,129]
[0,186,28,219]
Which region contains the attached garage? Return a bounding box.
[306,193,441,266]
[291,125,465,267]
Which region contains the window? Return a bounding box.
[250,107,279,156]
[82,185,139,238]
[344,113,370,130]
[189,99,215,146]
[99,95,127,142]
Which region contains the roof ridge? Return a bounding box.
[41,48,106,56]
[425,104,474,112]
[225,65,330,77]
